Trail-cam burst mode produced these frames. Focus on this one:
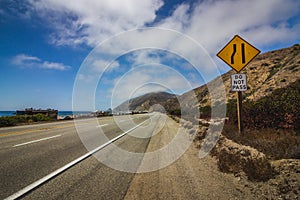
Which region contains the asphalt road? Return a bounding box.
[1,113,251,200]
[0,114,153,199]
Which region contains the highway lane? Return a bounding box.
[2,113,262,200]
[21,114,160,200]
[0,114,151,199]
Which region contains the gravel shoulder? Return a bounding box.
[125,115,255,200]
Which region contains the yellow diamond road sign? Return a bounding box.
[217,35,260,72]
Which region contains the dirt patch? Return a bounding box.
[213,136,275,181]
[124,115,300,199]
[125,115,256,199]
[192,119,300,199]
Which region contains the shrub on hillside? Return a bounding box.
[168,109,181,116]
[199,105,211,119]
[227,80,300,133]
[222,124,300,159]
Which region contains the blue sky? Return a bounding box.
[0,0,300,111]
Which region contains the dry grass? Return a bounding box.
[222,124,300,160]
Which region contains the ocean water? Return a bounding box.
[0,111,16,117]
[58,111,91,117]
[0,111,92,117]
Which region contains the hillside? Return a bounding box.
[179,44,300,109]
[114,91,178,113]
[114,44,300,114]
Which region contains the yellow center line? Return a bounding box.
[0,129,47,137]
[0,117,143,137]
[0,121,92,137]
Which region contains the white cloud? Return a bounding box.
[158,0,300,54]
[12,54,41,65]
[12,54,71,71]
[19,0,299,53]
[127,50,162,67]
[78,74,95,83]
[69,0,300,111]
[92,59,120,72]
[17,0,300,110]
[41,61,71,70]
[110,65,193,107]
[27,0,164,46]
[243,23,300,46]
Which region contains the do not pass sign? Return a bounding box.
[231,74,247,91]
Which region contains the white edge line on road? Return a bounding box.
[5,119,149,200]
[13,135,62,147]
[96,124,108,127]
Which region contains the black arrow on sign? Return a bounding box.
[231,43,246,64]
[231,44,236,64]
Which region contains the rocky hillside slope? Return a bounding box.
[179,44,300,109]
[114,92,178,112]
[115,44,300,112]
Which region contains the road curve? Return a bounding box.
[0,114,151,199]
[1,113,251,200]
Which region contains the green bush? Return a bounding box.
[199,105,211,119]
[32,113,52,122]
[0,117,15,126]
[227,80,300,133]
[0,114,54,127]
[168,109,181,116]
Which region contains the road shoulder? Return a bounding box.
[125,115,255,199]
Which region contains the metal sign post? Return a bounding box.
[217,35,260,134]
[231,74,247,134]
[237,91,243,134]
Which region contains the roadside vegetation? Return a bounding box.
[220,80,300,160]
[0,114,55,127]
[195,79,300,160]
[221,124,299,160]
[177,80,299,197]
[227,79,299,134]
